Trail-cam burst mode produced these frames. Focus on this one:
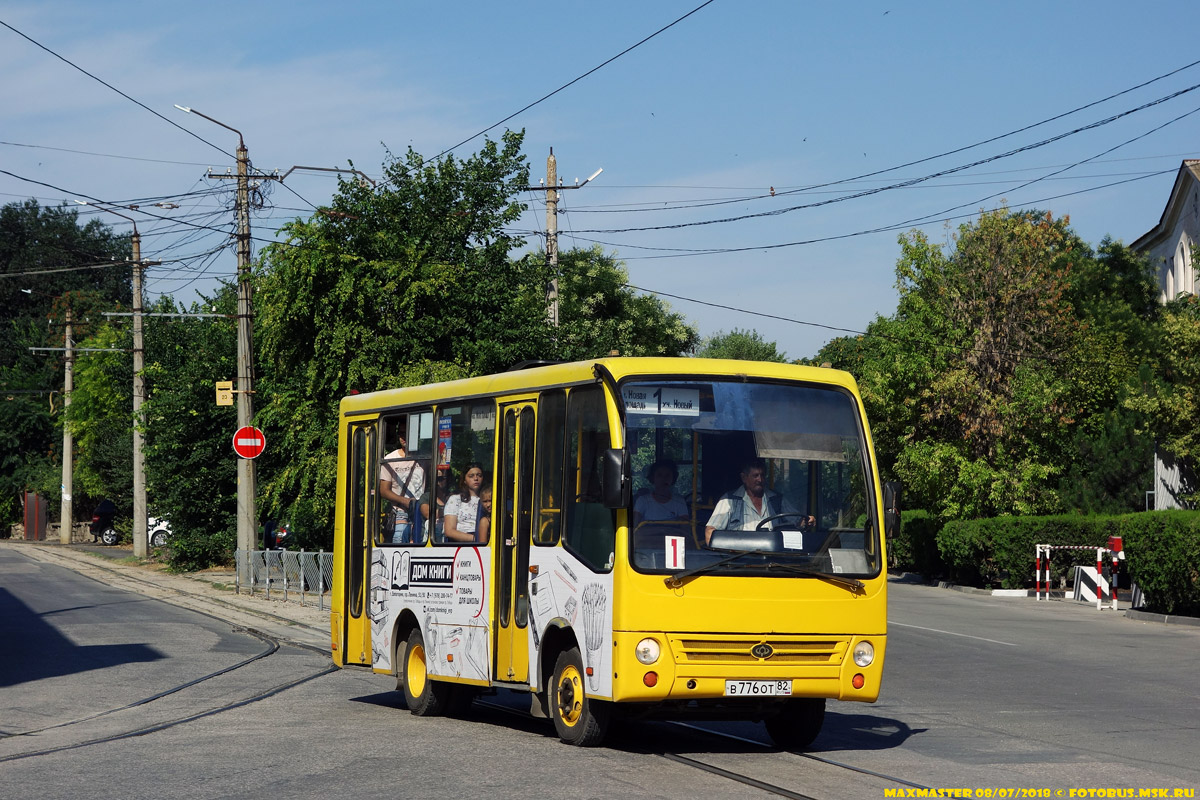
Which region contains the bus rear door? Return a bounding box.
[343,421,375,665]
[495,401,536,684]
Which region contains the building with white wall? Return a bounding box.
[1132,159,1200,509]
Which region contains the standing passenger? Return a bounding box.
[379,435,425,544]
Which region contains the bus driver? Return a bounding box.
[704,458,813,544]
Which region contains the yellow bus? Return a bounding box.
[330,357,897,747]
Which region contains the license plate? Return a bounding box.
[724,679,792,697]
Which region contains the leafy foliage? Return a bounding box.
[552,245,699,360]
[935,509,1200,617]
[253,134,542,545]
[693,327,786,362]
[813,209,1159,520]
[139,292,240,570]
[0,200,131,527]
[254,138,699,547]
[1126,291,1200,504]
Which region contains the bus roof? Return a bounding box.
[338,357,860,418]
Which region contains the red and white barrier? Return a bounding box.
[1035,544,1118,610]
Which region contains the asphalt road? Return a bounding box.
[1,544,1197,799]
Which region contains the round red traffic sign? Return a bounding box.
[232,426,266,459]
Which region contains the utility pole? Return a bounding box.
[59,308,73,545]
[233,134,257,567]
[524,149,602,328]
[78,201,151,558]
[546,149,559,327]
[130,226,147,558]
[175,104,279,578]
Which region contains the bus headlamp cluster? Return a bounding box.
[852,641,874,667]
[635,638,661,665]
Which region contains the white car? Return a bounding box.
[148,517,172,548]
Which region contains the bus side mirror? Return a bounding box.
[883,481,901,539]
[602,448,630,509]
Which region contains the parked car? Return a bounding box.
[148,516,171,548]
[90,499,118,545]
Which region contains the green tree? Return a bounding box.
[813,209,1158,519]
[253,142,700,546]
[140,292,240,569]
[64,322,133,512]
[254,133,550,542]
[694,327,786,362]
[0,199,131,528]
[552,245,698,360]
[1126,291,1200,504]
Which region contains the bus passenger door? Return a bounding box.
[343,422,376,665]
[495,402,536,684]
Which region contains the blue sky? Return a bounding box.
[3,1,1198,360]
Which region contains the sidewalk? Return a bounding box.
[0,539,332,651]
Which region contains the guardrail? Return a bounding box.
[235,549,333,610]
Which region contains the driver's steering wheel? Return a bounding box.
[755,512,815,531]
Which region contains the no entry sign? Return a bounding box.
[232,426,266,459]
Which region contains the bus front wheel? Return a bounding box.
[401,629,449,716]
[550,647,609,746]
[765,697,825,750]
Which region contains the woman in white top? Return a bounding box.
[633,459,689,527]
[443,462,485,543]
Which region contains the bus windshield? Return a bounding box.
[622,379,880,578]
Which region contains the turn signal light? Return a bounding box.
[643,672,658,687]
[852,673,865,689]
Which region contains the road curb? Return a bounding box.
[2,539,331,651]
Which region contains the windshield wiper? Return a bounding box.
[664,550,758,589]
[765,562,866,593]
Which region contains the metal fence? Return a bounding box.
[235,549,333,610]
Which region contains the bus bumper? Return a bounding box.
[610,631,886,705]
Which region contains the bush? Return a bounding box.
[888,510,946,580]
[938,514,1115,589]
[936,511,1200,616]
[1118,511,1200,616]
[167,522,236,573]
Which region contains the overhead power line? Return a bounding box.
[0,140,213,168]
[0,19,232,159]
[569,81,1200,235]
[434,0,716,159]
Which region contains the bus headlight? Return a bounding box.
[635,638,661,665]
[852,641,874,667]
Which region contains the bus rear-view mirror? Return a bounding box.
[602,448,630,509]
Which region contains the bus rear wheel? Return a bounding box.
[765,697,825,750]
[550,647,609,746]
[401,629,449,716]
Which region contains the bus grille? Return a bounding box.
[669,636,848,665]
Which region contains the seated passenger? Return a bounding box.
[476,485,492,544]
[704,457,812,544]
[633,459,689,528]
[443,462,484,543]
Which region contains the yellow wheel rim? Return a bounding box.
[407,642,427,698]
[556,664,584,727]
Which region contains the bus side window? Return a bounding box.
[534,389,566,546]
[561,386,615,572]
[378,412,433,546]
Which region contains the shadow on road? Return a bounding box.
[0,587,164,688]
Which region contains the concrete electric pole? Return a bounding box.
[175,105,279,576]
[78,201,149,558]
[60,308,73,545]
[526,149,602,328]
[545,149,559,327]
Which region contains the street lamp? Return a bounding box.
[175,103,258,569]
[76,200,149,558]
